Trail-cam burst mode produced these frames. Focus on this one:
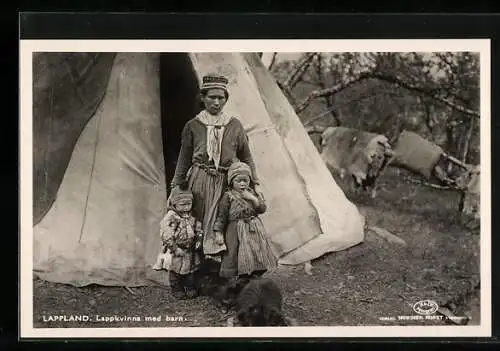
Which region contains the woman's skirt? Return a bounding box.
[187,163,228,257]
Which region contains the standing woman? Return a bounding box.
[170,73,263,277]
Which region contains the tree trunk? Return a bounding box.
[422,98,435,139]
[261,52,277,70]
[283,53,316,91]
[446,121,456,174]
[460,117,475,163]
[315,54,341,126]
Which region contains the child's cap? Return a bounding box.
[228,162,252,184]
[169,180,193,206]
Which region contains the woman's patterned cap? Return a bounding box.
[201,73,229,92]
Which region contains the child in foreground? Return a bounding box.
[155,181,204,299]
[213,162,278,308]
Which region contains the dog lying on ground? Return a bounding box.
[227,277,296,327]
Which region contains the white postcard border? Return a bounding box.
[20,39,492,338]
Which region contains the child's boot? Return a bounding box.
[170,272,187,299]
[184,274,198,299]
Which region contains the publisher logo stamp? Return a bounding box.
[378,299,469,323]
[413,300,439,316]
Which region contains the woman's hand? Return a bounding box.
[167,185,179,205]
[214,232,225,246]
[254,184,264,198]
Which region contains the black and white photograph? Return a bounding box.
[20,39,491,338]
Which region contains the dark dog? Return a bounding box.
[233,277,291,327]
[194,260,245,312]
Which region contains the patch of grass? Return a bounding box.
[33,167,480,328]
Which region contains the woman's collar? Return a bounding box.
[197,110,232,126]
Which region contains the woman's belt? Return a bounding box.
[192,162,229,174]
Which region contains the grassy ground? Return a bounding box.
[33,167,481,328]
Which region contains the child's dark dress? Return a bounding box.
[214,189,278,278]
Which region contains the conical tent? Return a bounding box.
[32,52,365,287]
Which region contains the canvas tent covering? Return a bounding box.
[32,52,365,287]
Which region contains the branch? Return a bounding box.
[303,107,337,127]
[282,53,317,91]
[268,52,277,70]
[277,80,297,105]
[295,70,374,113]
[371,73,480,118]
[442,152,470,169]
[295,70,480,119]
[303,91,403,127]
[407,178,452,190]
[261,52,278,70]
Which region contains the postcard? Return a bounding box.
[20,38,491,338]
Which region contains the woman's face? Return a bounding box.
[201,88,227,115]
[232,174,250,191]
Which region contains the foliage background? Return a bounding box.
[267,52,480,168]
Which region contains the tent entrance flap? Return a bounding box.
[159,53,201,190]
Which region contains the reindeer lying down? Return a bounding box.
[226,278,297,327]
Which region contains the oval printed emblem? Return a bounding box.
[413,300,439,315]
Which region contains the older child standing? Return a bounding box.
[213,162,278,295]
[158,182,204,299]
